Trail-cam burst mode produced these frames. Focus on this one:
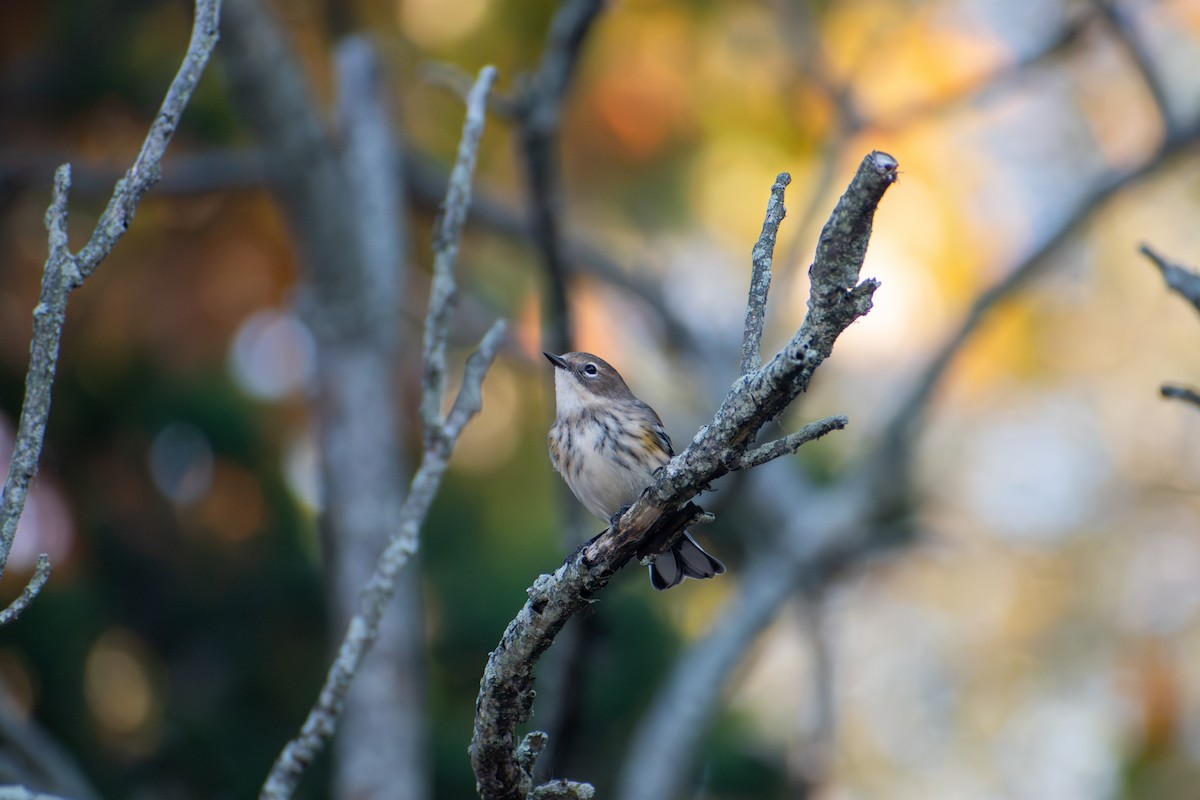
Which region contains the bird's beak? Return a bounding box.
[543,352,568,369]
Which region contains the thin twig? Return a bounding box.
[423,67,499,439]
[1141,243,1200,316]
[0,556,52,626]
[75,1,223,279]
[0,0,222,614]
[259,64,504,800]
[515,0,606,354]
[741,172,792,375]
[1162,384,1200,408]
[731,415,847,471]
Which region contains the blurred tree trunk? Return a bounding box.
[221,2,427,798]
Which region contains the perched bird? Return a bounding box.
[545,351,725,590]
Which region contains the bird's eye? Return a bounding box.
[583,363,598,376]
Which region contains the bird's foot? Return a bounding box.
[608,504,631,528]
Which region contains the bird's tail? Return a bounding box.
[649,531,725,590]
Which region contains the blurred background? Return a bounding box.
[2,0,1200,798]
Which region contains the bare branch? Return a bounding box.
[730,415,847,471]
[0,0,222,607]
[1141,243,1200,316]
[1162,384,1200,407]
[0,555,52,626]
[741,172,791,375]
[1162,385,1200,407]
[469,153,896,800]
[75,0,222,279]
[515,0,606,354]
[446,321,509,440]
[422,66,499,438]
[259,64,504,800]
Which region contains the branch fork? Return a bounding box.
[470,150,898,799]
[0,0,223,626]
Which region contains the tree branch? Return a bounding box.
[422,68,499,438]
[0,555,51,626]
[730,415,847,471]
[0,0,222,615]
[469,152,896,800]
[741,172,791,375]
[259,65,504,800]
[515,0,606,354]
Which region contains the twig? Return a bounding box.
[0,0,222,617]
[258,65,504,800]
[1141,244,1200,316]
[469,152,896,800]
[515,0,606,354]
[422,68,499,439]
[1162,384,1200,408]
[730,415,847,471]
[0,556,51,626]
[741,173,792,375]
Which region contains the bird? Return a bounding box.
[544,351,725,590]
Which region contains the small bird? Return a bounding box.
[545,351,725,590]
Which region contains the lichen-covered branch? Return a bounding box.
[731,415,847,471]
[0,555,51,626]
[258,65,504,800]
[423,67,498,438]
[469,151,897,800]
[741,173,791,375]
[0,0,222,621]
